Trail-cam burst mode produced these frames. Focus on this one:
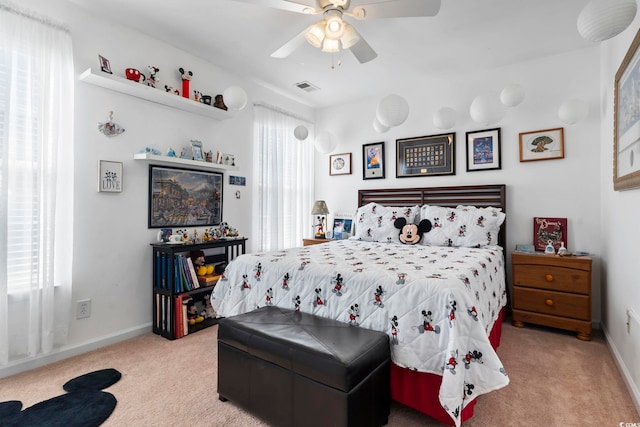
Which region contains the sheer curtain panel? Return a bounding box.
[0,4,74,366]
[253,104,314,252]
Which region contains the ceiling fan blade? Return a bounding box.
[348,33,377,64]
[350,0,441,20]
[229,0,317,14]
[271,26,311,58]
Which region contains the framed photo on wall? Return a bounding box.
[362,142,385,180]
[148,166,222,228]
[329,153,352,175]
[519,127,564,162]
[614,27,640,191]
[396,133,455,177]
[98,160,122,193]
[466,128,501,172]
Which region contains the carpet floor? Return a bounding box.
[0,320,638,426]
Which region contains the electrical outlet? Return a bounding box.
[76,299,91,319]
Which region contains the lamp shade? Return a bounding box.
[433,107,457,130]
[223,86,247,110]
[469,92,505,126]
[311,200,329,215]
[305,21,326,48]
[376,94,409,127]
[373,117,389,133]
[294,125,309,141]
[322,38,340,53]
[314,131,337,153]
[558,99,589,125]
[577,0,637,42]
[500,84,525,107]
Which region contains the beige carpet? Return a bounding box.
[0,321,638,426]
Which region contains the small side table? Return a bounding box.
[302,238,330,246]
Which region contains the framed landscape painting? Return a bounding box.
[148,166,222,228]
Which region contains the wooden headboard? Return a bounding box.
[357,184,507,248]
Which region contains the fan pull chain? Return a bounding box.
[330,52,342,69]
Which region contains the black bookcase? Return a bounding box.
[151,238,247,339]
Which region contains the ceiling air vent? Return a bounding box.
[294,81,320,92]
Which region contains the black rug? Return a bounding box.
[0,368,121,427]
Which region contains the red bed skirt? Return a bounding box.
[390,307,505,425]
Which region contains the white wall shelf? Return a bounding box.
[79,68,233,121]
[134,153,238,172]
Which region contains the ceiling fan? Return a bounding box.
[232,0,442,64]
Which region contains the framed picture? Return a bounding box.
[614,27,640,191]
[533,217,567,252]
[329,153,352,175]
[466,128,501,172]
[362,142,385,180]
[98,54,112,74]
[98,160,122,193]
[332,214,353,239]
[396,132,455,178]
[191,140,204,161]
[216,151,235,166]
[148,166,223,228]
[519,127,564,162]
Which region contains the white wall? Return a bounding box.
[1,0,314,377]
[314,46,602,312]
[599,18,640,411]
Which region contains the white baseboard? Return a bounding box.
[602,323,640,415]
[0,323,152,380]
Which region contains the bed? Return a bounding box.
[211,184,509,426]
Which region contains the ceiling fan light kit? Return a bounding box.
[258,0,441,64]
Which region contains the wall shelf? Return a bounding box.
[134,153,238,172]
[79,68,233,121]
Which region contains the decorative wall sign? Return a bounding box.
[363,142,385,180]
[466,128,501,172]
[329,153,352,176]
[229,176,246,185]
[614,27,640,191]
[533,217,567,252]
[98,160,123,193]
[396,133,455,177]
[519,127,564,162]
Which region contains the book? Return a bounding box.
[174,295,183,339]
[186,257,200,289]
[533,217,567,252]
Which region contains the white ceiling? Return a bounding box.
[66,0,595,109]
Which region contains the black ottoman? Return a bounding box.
[217,306,390,427]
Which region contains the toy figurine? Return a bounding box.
[147,66,159,88]
[167,147,177,157]
[178,67,193,99]
[98,111,125,137]
[557,241,567,256]
[214,94,227,111]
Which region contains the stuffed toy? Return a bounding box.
[394,217,432,245]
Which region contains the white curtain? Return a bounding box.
[0,3,74,366]
[252,104,315,252]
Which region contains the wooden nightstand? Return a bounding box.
[302,238,330,246]
[511,252,592,340]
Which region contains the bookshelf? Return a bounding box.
[151,238,247,340]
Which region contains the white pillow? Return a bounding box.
[353,203,419,243]
[419,205,505,247]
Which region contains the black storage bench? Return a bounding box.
[217,306,390,427]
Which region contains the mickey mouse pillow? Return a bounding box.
[394,218,432,245]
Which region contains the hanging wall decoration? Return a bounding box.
[98,160,123,193]
[98,111,125,137]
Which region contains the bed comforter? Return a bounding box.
[211,239,509,425]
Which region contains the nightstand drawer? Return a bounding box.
[512,286,590,320]
[512,264,590,294]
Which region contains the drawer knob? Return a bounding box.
[545,274,554,282]
[545,299,554,307]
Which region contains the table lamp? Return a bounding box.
[311,200,329,238]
